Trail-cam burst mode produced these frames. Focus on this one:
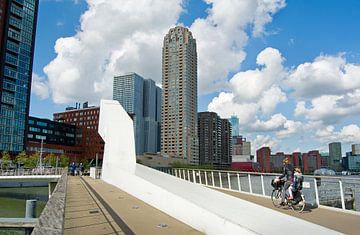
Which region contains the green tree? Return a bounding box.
[26,153,39,168]
[59,154,69,167]
[15,151,28,167]
[1,151,11,169]
[45,153,57,167]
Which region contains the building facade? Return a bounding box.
[53,104,104,160]
[198,112,231,167]
[161,26,198,164]
[329,142,342,171]
[26,116,83,161]
[256,147,271,173]
[0,0,39,152]
[113,73,161,154]
[352,144,360,155]
[343,152,360,172]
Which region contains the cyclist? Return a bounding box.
[275,157,294,204]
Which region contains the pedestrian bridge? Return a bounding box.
[6,100,359,234]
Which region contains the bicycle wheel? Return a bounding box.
[291,195,305,212]
[271,189,282,207]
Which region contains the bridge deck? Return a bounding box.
[64,177,202,235]
[219,189,360,235]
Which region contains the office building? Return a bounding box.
[53,104,104,160]
[26,116,83,161]
[343,151,360,172]
[352,144,360,155]
[198,112,231,167]
[329,142,342,171]
[161,26,198,164]
[229,115,239,137]
[113,73,161,155]
[0,0,39,152]
[143,79,161,153]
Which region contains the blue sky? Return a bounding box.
[30,0,360,154]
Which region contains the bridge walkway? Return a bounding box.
[64,177,202,235]
[219,189,360,235]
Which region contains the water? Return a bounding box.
[0,187,48,234]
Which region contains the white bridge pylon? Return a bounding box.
[98,100,337,235]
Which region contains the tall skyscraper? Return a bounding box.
[143,79,161,153]
[161,26,198,164]
[113,73,161,155]
[229,115,239,137]
[0,0,39,152]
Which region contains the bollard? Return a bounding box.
[25,199,37,218]
[25,199,37,235]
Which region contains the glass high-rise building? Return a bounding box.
[0,0,39,152]
[161,26,198,164]
[113,73,161,155]
[229,115,239,137]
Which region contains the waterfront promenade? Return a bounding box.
[64,176,202,235]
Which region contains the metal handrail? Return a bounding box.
[170,168,360,214]
[173,167,360,180]
[0,167,63,176]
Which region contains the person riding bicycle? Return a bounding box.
[288,167,303,200]
[275,157,294,204]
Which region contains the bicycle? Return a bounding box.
[271,179,306,212]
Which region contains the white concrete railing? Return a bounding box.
[0,167,63,176]
[164,168,360,214]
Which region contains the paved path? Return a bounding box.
[64,176,123,234]
[65,177,202,235]
[219,189,360,235]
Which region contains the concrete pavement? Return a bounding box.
[64,177,202,235]
[219,189,360,235]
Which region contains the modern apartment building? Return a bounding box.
[161,26,198,164]
[113,73,161,155]
[198,112,231,167]
[0,0,39,152]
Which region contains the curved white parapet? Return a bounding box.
[99,100,339,235]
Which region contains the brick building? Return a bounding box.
[53,104,104,160]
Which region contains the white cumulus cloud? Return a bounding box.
[44,0,286,104]
[315,124,360,144]
[208,47,294,136]
[44,0,184,104]
[31,73,50,100]
[288,54,360,124]
[192,0,286,94]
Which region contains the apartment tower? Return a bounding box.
[161,26,198,164]
[0,0,39,152]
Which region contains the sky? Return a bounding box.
[30,0,360,155]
